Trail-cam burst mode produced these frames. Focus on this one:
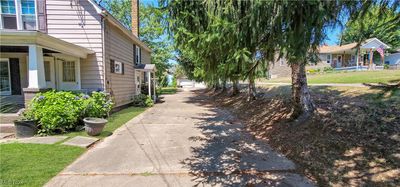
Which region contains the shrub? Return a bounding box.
[384,64,390,69]
[24,91,83,135]
[82,92,114,118]
[23,90,114,135]
[132,94,153,107]
[323,67,334,72]
[145,96,154,107]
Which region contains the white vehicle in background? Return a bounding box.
[178,79,195,88]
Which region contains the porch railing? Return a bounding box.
[334,66,384,71]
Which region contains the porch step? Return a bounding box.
[0,124,15,133]
[0,113,20,124]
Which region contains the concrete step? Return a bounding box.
[0,124,15,133]
[0,113,20,124]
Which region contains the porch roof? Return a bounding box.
[319,38,390,54]
[0,30,94,58]
[134,64,156,72]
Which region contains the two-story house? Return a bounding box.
[0,0,155,109]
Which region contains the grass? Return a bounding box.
[0,106,146,186]
[157,87,178,95]
[65,106,146,139]
[261,70,400,84]
[0,143,84,187]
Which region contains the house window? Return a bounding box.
[0,0,36,30]
[1,0,17,29]
[114,61,123,74]
[63,61,75,82]
[135,46,141,65]
[21,0,36,30]
[326,54,331,63]
[44,61,51,81]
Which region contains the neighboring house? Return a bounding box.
[268,38,393,78]
[0,0,155,109]
[384,52,400,68]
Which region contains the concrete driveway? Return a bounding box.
[46,88,313,187]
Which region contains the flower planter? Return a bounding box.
[14,120,37,138]
[83,117,108,136]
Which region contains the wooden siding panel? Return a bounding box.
[46,0,104,91]
[104,21,139,107]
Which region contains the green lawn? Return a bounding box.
[261,70,400,84]
[65,106,146,139]
[0,106,146,187]
[0,143,84,187]
[158,87,178,95]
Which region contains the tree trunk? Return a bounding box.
[247,71,256,101]
[213,81,221,93]
[231,79,240,96]
[290,63,315,120]
[221,79,227,93]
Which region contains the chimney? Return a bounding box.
[131,0,139,37]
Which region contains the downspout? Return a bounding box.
[101,14,107,91]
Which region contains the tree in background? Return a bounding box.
[341,5,400,50]
[101,0,174,86]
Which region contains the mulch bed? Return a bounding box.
[201,87,400,186]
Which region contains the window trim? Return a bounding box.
[44,60,51,81]
[0,58,12,95]
[62,60,76,82]
[0,0,37,30]
[114,61,123,74]
[135,46,141,65]
[326,54,331,63]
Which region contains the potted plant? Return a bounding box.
[14,120,37,138]
[83,117,108,136]
[14,109,37,138]
[82,92,113,136]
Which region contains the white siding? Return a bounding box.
[46,0,104,90]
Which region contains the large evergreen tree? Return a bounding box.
[163,0,398,120]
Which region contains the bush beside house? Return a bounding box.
[23,91,114,135]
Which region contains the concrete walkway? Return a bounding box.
[255,82,367,87]
[46,88,314,187]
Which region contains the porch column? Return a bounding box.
[152,72,156,102]
[369,48,373,70]
[28,45,46,89]
[22,45,48,107]
[148,71,151,98]
[356,48,359,70]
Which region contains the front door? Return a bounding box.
[44,57,56,89]
[56,57,80,90]
[337,55,342,68]
[0,58,11,95]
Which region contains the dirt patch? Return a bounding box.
[202,86,400,186]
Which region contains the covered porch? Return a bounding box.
[0,30,93,109]
[134,64,157,102]
[321,38,390,70]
